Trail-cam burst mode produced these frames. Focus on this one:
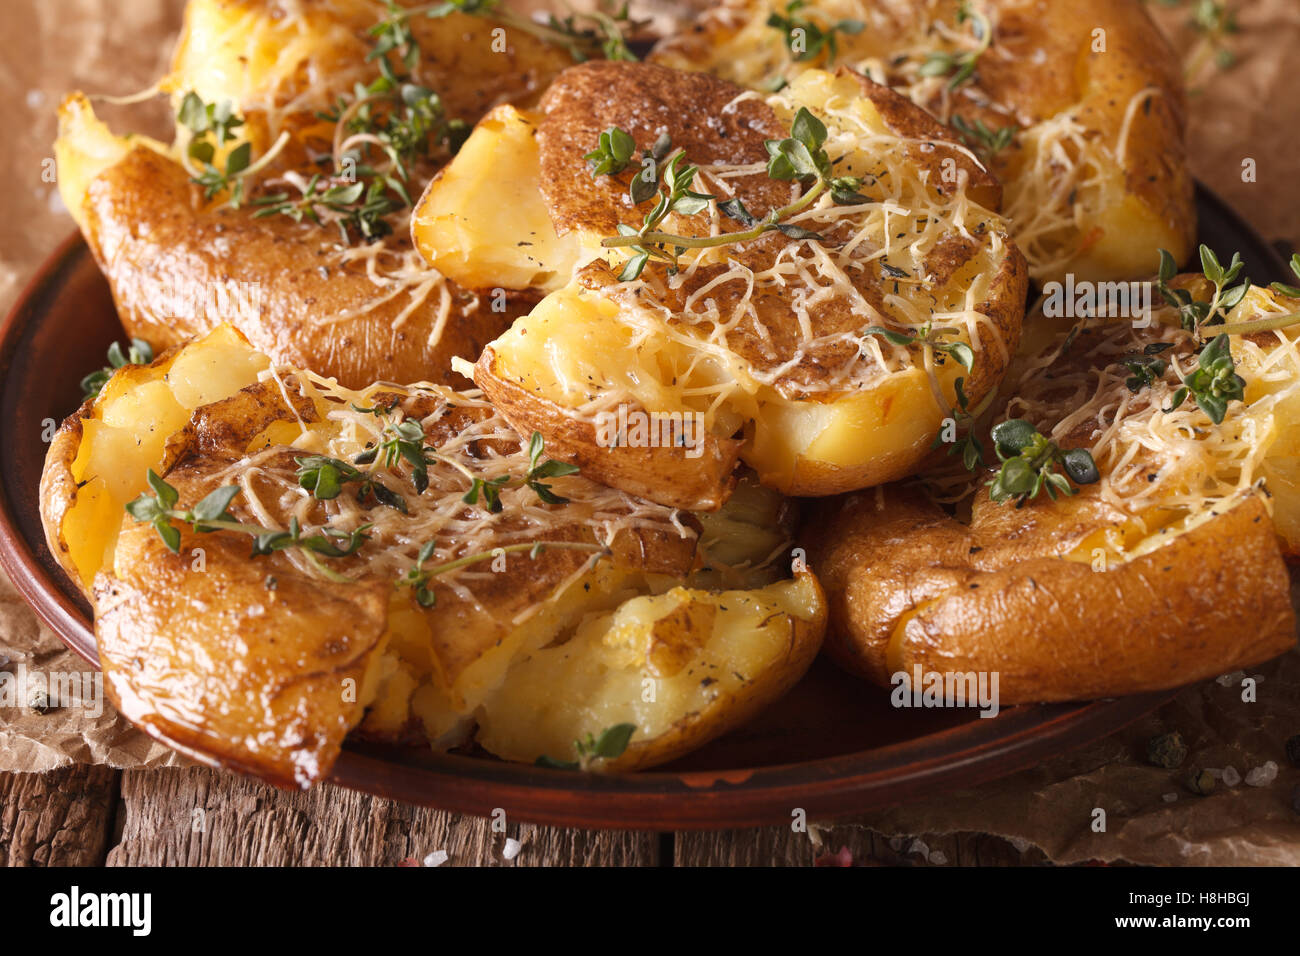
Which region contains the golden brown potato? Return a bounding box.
[651,0,1195,285]
[41,328,825,782]
[165,0,572,138]
[54,0,577,388]
[804,487,1292,701]
[66,123,529,389]
[476,573,826,770]
[803,274,1300,701]
[432,63,1026,507]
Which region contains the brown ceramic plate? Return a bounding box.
[0,187,1284,829]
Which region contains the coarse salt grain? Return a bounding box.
[1162,792,1178,803]
[1221,766,1241,787]
[929,850,947,866]
[908,839,929,861]
[502,838,522,861]
[422,850,448,867]
[1245,762,1278,787]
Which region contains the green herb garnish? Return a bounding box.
[949,115,1016,157]
[931,376,985,470]
[917,1,992,90]
[861,323,975,372]
[986,420,1099,506]
[80,338,153,401]
[1163,333,1245,424]
[126,471,367,582]
[765,0,864,65]
[535,722,636,770]
[1156,244,1251,332]
[598,108,865,278]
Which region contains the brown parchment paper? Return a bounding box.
[1,0,1298,862]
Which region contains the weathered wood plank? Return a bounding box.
[0,766,119,866]
[675,825,1047,867]
[107,767,658,866]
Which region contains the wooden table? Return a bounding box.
[0,764,1058,866]
[2,0,1297,868]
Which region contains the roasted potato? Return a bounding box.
[803,274,1300,701]
[41,328,826,783]
[418,62,1027,507]
[651,0,1196,286]
[477,573,826,770]
[54,0,577,388]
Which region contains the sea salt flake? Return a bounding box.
[422,850,449,867]
[1245,762,1278,787]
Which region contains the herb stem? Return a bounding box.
[418,541,606,578]
[1214,311,1300,336]
[600,179,828,251]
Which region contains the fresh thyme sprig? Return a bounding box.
[1163,333,1245,425]
[535,722,636,770]
[1157,244,1251,332]
[986,420,1099,506]
[597,109,865,279]
[370,0,640,65]
[918,1,992,90]
[126,471,368,583]
[177,92,290,207]
[949,115,1016,157]
[399,538,606,607]
[309,405,578,513]
[1269,253,1300,299]
[931,376,986,470]
[861,323,976,373]
[80,338,153,401]
[1187,0,1240,71]
[1115,342,1175,393]
[765,0,864,65]
[295,454,409,514]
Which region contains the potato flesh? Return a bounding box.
[164,0,365,112]
[475,575,823,767]
[62,325,269,586]
[55,94,167,232]
[412,105,586,291]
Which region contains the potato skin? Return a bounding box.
[803,487,1295,702]
[97,518,390,788]
[79,146,527,389]
[476,341,745,512]
[40,405,90,596]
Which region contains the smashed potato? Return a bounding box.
[423,62,1026,508]
[804,274,1300,701]
[651,0,1195,285]
[54,0,576,387]
[41,328,825,784]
